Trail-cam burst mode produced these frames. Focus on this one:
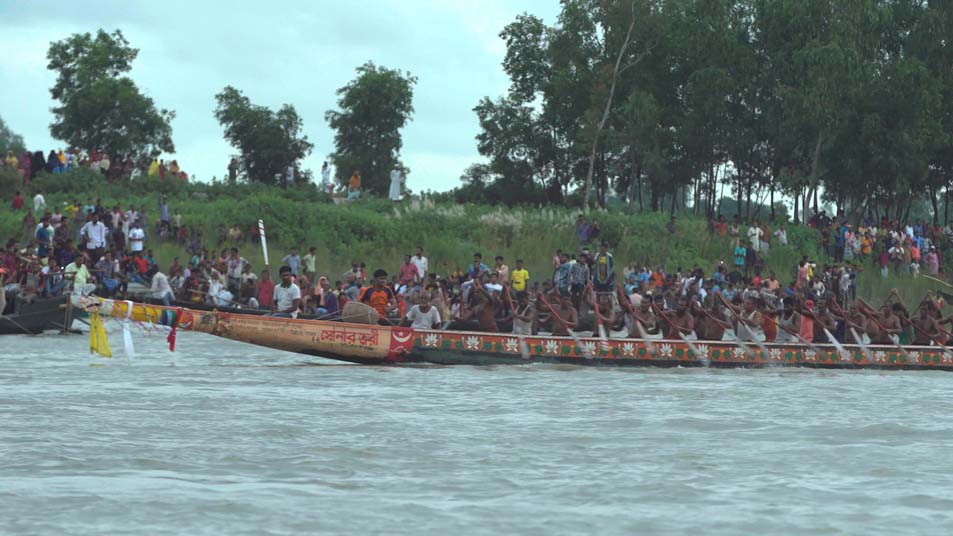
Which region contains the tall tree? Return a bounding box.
[214,86,313,186]
[325,62,417,196]
[0,115,26,156]
[46,29,174,159]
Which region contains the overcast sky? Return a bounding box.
[0,0,557,191]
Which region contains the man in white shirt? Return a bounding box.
[403,294,441,329]
[151,271,174,305]
[80,212,108,263]
[33,192,46,214]
[747,222,763,252]
[411,246,428,281]
[269,265,301,318]
[388,167,404,202]
[128,221,145,253]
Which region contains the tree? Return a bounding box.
[0,115,26,156]
[214,86,314,186]
[46,29,174,159]
[326,62,417,196]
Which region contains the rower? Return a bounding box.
[775,298,800,344]
[551,292,578,337]
[628,297,658,338]
[731,297,763,342]
[512,291,535,336]
[911,303,941,346]
[660,297,695,339]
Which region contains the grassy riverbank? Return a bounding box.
[0,168,947,307]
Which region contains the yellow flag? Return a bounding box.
[89,312,112,358]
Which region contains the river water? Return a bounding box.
[3,327,953,535]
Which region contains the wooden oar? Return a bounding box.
[716,293,762,359]
[856,298,910,359]
[770,313,823,356]
[827,297,872,359]
[502,283,530,359]
[616,286,656,356]
[588,284,610,353]
[922,274,953,289]
[537,292,593,359]
[650,301,706,365]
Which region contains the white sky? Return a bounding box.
[0,0,559,191]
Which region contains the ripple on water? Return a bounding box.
[2,331,953,535]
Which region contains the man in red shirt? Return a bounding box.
[257,269,275,309]
[398,254,417,291]
[11,191,24,210]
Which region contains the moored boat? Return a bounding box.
[0,294,73,335]
[77,298,953,371]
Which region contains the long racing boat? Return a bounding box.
[75,297,953,371]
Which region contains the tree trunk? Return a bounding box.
[794,188,800,224]
[808,131,823,217]
[930,184,939,226]
[769,182,775,222]
[582,10,640,210]
[945,187,949,226]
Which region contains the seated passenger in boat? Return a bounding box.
[267,265,301,318]
[402,292,441,330]
[358,269,396,324]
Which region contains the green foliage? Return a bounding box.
[464,0,953,221]
[214,86,313,186]
[0,115,26,156]
[326,62,417,196]
[46,29,174,158]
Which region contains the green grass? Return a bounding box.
[0,167,948,309]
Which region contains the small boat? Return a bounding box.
[0,294,73,335]
[77,298,953,371]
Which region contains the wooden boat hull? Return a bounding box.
[0,294,72,335]
[81,299,953,371]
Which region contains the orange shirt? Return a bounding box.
[360,286,394,316]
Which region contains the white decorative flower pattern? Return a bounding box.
[621,342,636,357]
[838,350,852,362]
[769,348,782,361]
[504,338,519,354]
[660,344,674,358]
[424,333,440,348]
[693,344,710,360]
[732,346,746,360]
[944,351,953,364]
[544,339,560,355]
[464,336,481,351]
[580,341,597,357]
[804,349,817,362]
[874,350,887,363]
[908,351,922,364]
